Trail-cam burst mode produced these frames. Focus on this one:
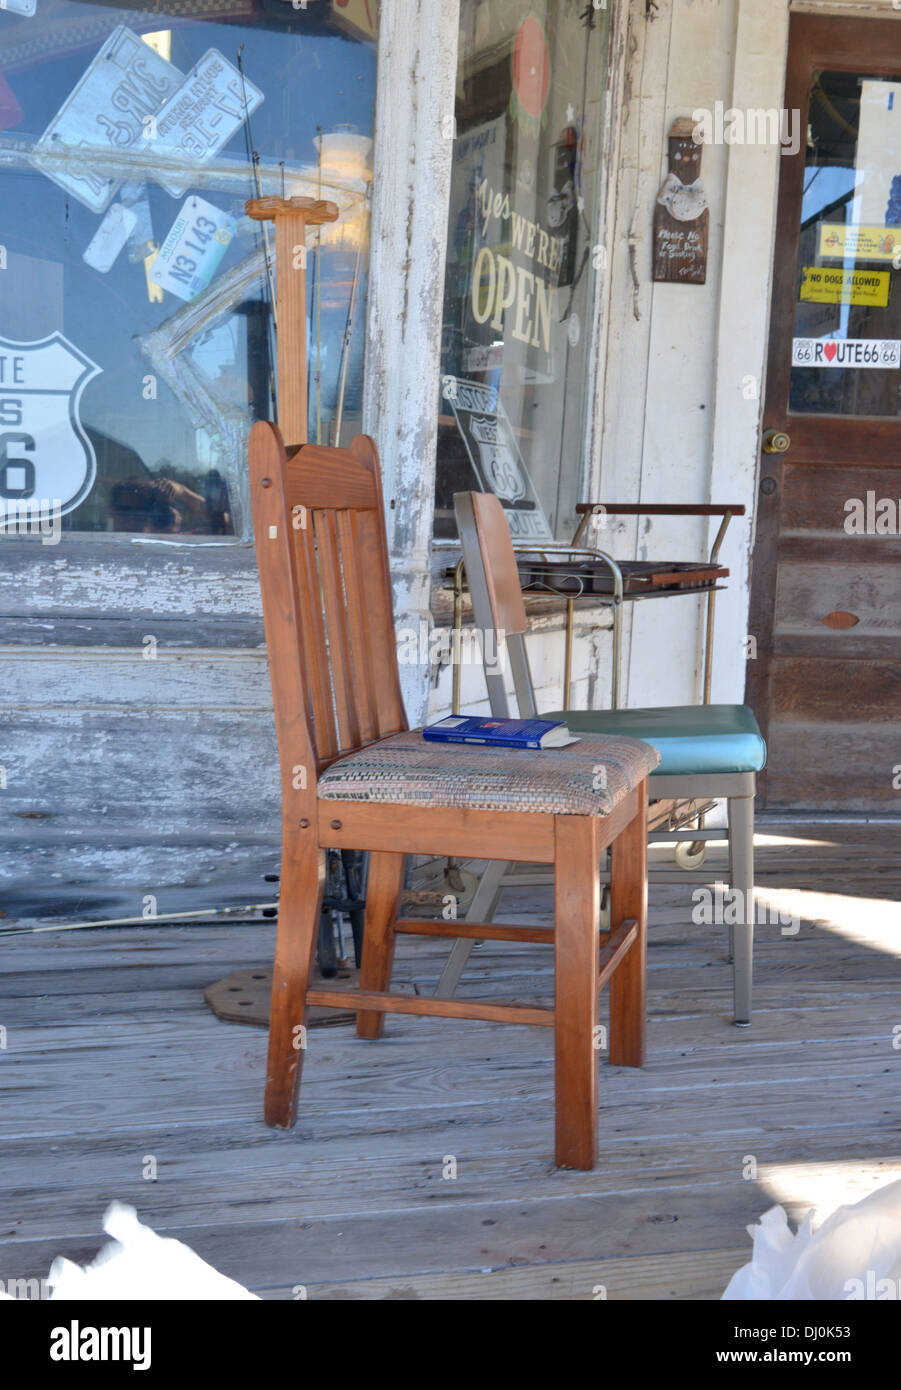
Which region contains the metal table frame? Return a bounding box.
[451,502,743,716]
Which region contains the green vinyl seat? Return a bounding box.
[543,703,767,777]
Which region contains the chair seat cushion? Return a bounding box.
[543,704,766,776]
[318,729,660,817]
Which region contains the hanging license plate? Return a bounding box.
[144,50,264,199]
[31,25,184,214]
[149,195,235,301]
[82,202,139,273]
[792,338,901,368]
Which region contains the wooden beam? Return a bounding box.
[553,815,601,1170]
[609,787,648,1067]
[394,919,553,944]
[305,987,554,1028]
[316,801,556,863]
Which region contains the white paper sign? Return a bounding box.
[121,186,155,263]
[82,202,138,273]
[143,50,264,199]
[32,26,184,214]
[857,81,901,226]
[1,1,37,14]
[792,338,901,369]
[150,196,235,301]
[0,334,101,516]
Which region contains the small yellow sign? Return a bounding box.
[819,224,901,263]
[143,245,164,304]
[800,265,890,307]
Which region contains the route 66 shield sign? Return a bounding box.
[0,335,102,517]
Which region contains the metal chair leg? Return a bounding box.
[435,858,507,998]
[728,793,755,1026]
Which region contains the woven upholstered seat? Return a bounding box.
[319,730,660,817]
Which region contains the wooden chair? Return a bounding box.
[249,421,659,1170]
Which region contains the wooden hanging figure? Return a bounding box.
[653,117,709,284]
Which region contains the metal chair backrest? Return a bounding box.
[454,490,539,720]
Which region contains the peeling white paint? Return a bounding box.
[0,555,261,617]
[363,0,460,727]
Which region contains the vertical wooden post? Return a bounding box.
[609,782,648,1067]
[553,814,601,1170]
[245,196,339,447]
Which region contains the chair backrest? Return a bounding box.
[454,490,539,720]
[250,421,408,815]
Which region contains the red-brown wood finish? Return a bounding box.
[249,422,651,1167]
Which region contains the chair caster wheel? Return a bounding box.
[675,840,708,869]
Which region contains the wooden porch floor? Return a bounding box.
[2,821,900,1300]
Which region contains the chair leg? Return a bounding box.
[554,815,601,1170]
[609,783,648,1068]
[264,840,326,1129]
[434,858,507,998]
[728,793,755,1026]
[356,850,406,1039]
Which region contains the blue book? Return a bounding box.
[423,716,578,749]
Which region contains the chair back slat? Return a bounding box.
[338,508,380,744]
[295,518,340,761]
[314,507,360,751]
[250,424,407,805]
[286,446,379,511]
[352,504,408,733]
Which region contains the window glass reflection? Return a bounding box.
[0,0,377,535]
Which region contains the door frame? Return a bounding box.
[748,9,901,808]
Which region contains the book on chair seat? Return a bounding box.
[423,716,579,749]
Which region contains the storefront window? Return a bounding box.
[0,0,377,536]
[436,0,611,541]
[791,70,901,417]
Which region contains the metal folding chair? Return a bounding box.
[437,491,767,1024]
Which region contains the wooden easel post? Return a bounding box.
[245,196,339,446]
[205,196,345,1030]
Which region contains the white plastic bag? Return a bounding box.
[43,1202,259,1300]
[723,1177,901,1299]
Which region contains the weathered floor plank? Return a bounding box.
[1,821,900,1298]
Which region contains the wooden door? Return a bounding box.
[748,13,901,813]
